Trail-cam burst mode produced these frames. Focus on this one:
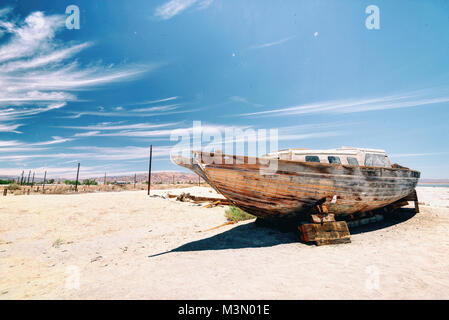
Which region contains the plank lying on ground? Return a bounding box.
[203,200,231,208]
[200,221,236,232]
[172,192,226,203]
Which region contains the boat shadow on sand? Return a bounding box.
[148,207,417,257]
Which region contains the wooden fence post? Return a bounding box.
[42,171,47,193]
[147,145,152,196]
[75,163,80,192]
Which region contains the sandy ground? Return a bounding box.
[1,186,448,300]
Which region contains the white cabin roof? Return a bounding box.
[266,146,387,156]
[263,146,391,167]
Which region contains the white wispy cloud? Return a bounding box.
[0,9,153,131]
[63,107,197,119]
[103,96,179,111]
[0,145,172,163]
[69,146,172,160]
[0,102,66,122]
[0,42,91,73]
[131,96,178,105]
[229,96,264,107]
[0,136,72,153]
[0,11,64,63]
[0,7,12,18]
[130,103,181,113]
[241,88,449,117]
[30,136,73,146]
[173,123,345,151]
[0,140,21,147]
[73,131,101,137]
[154,0,213,20]
[249,36,296,50]
[0,123,22,133]
[62,121,179,131]
[94,124,251,139]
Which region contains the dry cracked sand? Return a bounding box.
[1,186,448,299]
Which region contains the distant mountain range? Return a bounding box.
[0,171,203,184]
[100,172,203,184]
[1,173,447,185]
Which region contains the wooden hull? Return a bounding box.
[175,152,420,220]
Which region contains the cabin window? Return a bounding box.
[328,156,341,164]
[305,156,320,163]
[347,157,359,166]
[364,153,389,167]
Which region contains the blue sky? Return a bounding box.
[0,0,448,179]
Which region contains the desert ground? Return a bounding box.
[0,186,448,299]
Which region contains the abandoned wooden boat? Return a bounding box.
[172,147,420,222]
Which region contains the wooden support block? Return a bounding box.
[316,204,329,214]
[399,189,420,213]
[403,190,418,201]
[299,221,351,245]
[402,189,420,213]
[387,189,420,214]
[391,200,409,209]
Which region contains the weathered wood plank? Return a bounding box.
[310,213,335,224]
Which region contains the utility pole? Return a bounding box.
[20,171,24,185]
[27,170,31,184]
[134,173,136,188]
[42,171,47,193]
[75,163,80,192]
[147,145,152,196]
[104,172,107,185]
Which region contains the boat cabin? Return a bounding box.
[264,146,392,168]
